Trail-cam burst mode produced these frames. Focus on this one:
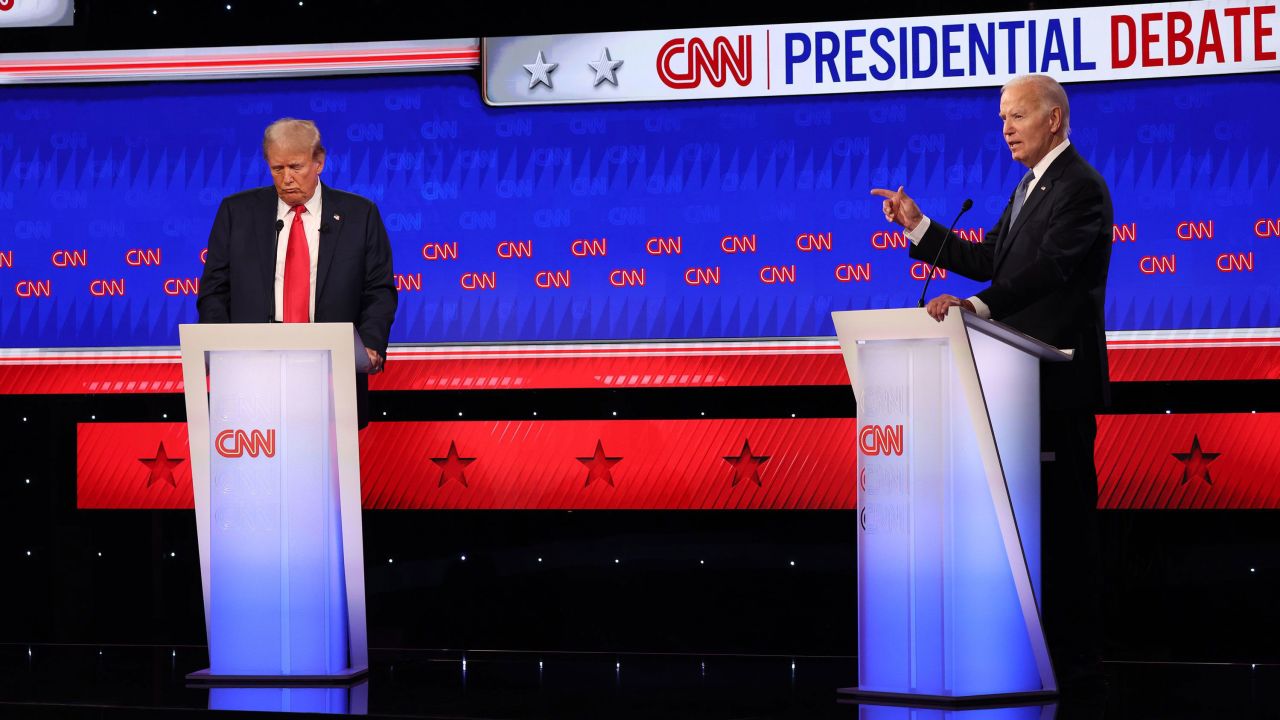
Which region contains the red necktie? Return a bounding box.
[283,205,310,323]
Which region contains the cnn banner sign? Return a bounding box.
[484,0,1279,105]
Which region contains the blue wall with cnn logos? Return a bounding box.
[0,72,1275,347]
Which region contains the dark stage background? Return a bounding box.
[3,382,1279,661]
[1,0,1277,666]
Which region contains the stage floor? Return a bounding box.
[0,644,1274,718]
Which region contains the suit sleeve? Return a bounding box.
[975,176,1108,319]
[357,204,397,356]
[908,203,1009,283]
[196,198,232,323]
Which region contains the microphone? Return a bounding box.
[272,218,285,262]
[269,218,287,323]
[917,198,974,308]
[319,223,331,234]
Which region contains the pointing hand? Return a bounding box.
[870,186,924,232]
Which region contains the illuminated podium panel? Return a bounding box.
[179,323,369,682]
[832,309,1069,704]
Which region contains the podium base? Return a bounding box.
[837,686,1058,709]
[185,666,368,686]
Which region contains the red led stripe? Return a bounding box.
[4,337,1279,394]
[6,50,479,74]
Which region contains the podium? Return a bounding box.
[179,323,369,682]
[831,308,1070,704]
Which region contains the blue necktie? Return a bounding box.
[1009,170,1035,227]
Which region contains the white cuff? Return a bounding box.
[906,216,931,244]
[967,295,992,319]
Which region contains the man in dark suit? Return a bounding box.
[873,75,1112,691]
[197,118,397,428]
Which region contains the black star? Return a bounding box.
[431,441,476,488]
[577,440,622,487]
[1172,434,1221,486]
[139,442,184,488]
[723,439,770,487]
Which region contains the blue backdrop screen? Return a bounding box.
[0,72,1275,347]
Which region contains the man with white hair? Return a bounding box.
[198,118,397,429]
[873,75,1112,693]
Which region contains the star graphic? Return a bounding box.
[139,442,185,488]
[1172,434,1221,485]
[523,50,558,90]
[723,439,770,487]
[577,439,622,487]
[432,440,476,488]
[587,47,623,86]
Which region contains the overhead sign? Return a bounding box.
[0,0,72,27]
[483,0,1280,105]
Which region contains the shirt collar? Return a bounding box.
[276,185,323,220]
[1030,139,1071,181]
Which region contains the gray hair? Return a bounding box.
[1002,75,1071,136]
[262,118,326,159]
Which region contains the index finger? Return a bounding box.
[869,188,897,199]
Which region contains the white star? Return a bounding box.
[523,51,558,90]
[588,47,623,87]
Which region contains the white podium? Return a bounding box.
[832,308,1070,704]
[179,323,369,682]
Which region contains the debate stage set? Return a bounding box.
[1,0,1279,718]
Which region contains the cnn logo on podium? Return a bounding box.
[858,424,904,456]
[215,429,276,459]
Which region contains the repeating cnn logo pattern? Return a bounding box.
[656,35,752,89]
[215,429,276,458]
[859,424,904,456]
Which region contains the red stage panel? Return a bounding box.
[77,423,194,510]
[358,419,857,509]
[79,412,1277,511]
[1096,413,1280,510]
[77,419,859,510]
[1107,335,1280,382]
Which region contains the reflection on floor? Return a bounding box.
[0,644,1274,718]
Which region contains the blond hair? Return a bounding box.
[262,118,326,159]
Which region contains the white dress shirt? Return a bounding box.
[907,139,1072,319]
[274,187,322,322]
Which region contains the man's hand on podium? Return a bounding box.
[925,294,974,322]
[366,348,385,375]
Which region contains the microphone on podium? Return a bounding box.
[917,198,973,308]
[272,218,286,264]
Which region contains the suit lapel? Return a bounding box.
[315,184,342,305]
[258,188,281,319]
[995,145,1077,273]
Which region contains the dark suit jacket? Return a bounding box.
[909,144,1112,410]
[196,183,397,427]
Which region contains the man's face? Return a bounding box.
[999,83,1061,168]
[266,144,325,205]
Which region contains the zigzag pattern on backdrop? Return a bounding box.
[0,74,1274,347]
